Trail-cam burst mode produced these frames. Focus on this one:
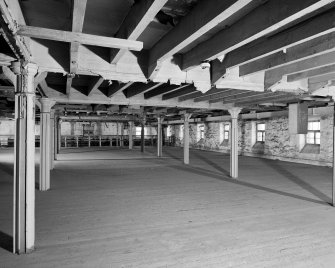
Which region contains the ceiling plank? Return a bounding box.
[308,72,335,84]
[148,0,254,78]
[17,25,143,51]
[264,51,335,90]
[111,0,168,63]
[87,76,104,96]
[163,84,197,100]
[211,9,335,83]
[178,91,203,102]
[287,64,335,82]
[144,83,184,99]
[235,93,301,106]
[240,31,335,76]
[181,0,334,71]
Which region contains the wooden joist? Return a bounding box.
[17,25,143,51]
[194,89,247,102]
[148,0,255,78]
[123,82,159,98]
[181,0,334,71]
[239,32,335,76]
[144,84,183,99]
[210,91,269,104]
[110,0,168,63]
[211,9,335,83]
[264,51,335,90]
[163,84,197,100]
[287,64,335,82]
[87,76,104,96]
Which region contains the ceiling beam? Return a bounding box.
[309,72,335,84]
[239,31,335,76]
[17,25,143,51]
[148,0,255,78]
[87,76,104,96]
[110,0,168,63]
[210,8,335,83]
[107,82,133,98]
[144,83,184,99]
[287,64,335,82]
[264,51,335,90]
[211,91,270,104]
[181,0,334,71]
[163,84,197,100]
[0,66,16,86]
[178,91,203,102]
[194,89,248,102]
[123,82,160,98]
[235,93,298,106]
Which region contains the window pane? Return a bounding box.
[308,122,313,130]
[315,138,320,145]
[224,124,230,131]
[257,123,265,131]
[257,132,263,141]
[315,132,321,139]
[224,132,229,140]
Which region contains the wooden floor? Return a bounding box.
[1,146,335,267]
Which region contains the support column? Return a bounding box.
[228,107,242,179]
[116,122,119,147]
[39,98,55,191]
[50,109,55,170]
[183,113,192,164]
[57,119,61,153]
[333,103,335,206]
[128,121,133,150]
[54,116,59,160]
[120,123,124,147]
[157,116,164,157]
[12,61,38,254]
[141,121,145,153]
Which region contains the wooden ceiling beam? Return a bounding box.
[308,72,335,84]
[240,31,335,76]
[148,0,254,78]
[287,64,335,82]
[210,91,270,104]
[144,83,184,99]
[181,0,334,71]
[235,94,303,106]
[163,84,197,100]
[87,76,104,96]
[264,51,335,90]
[123,82,160,98]
[194,89,248,102]
[178,91,203,102]
[211,9,335,83]
[107,82,133,98]
[17,25,143,51]
[110,0,168,63]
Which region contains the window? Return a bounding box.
[198,124,205,140]
[256,123,265,142]
[306,121,320,145]
[223,123,230,141]
[135,127,142,136]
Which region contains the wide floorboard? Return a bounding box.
[0,146,334,267]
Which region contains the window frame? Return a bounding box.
[306,120,320,145]
[223,123,230,142]
[256,123,265,143]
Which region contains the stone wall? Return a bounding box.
[168,106,334,166]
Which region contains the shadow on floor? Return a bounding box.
[0,231,13,253]
[0,163,13,177]
[161,149,182,161]
[259,158,332,204]
[192,150,230,176]
[172,164,329,206]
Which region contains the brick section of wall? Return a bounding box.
[168,107,334,166]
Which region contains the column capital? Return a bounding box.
[156,115,164,124]
[183,113,192,122]
[39,98,56,113]
[228,107,242,119]
[11,61,38,76]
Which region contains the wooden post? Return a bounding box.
[57,119,61,153]
[64,136,67,148]
[120,123,124,147]
[99,136,102,147]
[50,109,55,170]
[228,107,242,179]
[12,61,38,254]
[141,122,145,153]
[128,121,133,150]
[183,113,192,164]
[39,98,55,191]
[54,117,59,160]
[76,136,79,147]
[157,117,164,157]
[88,136,91,147]
[116,123,119,147]
[333,103,335,206]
